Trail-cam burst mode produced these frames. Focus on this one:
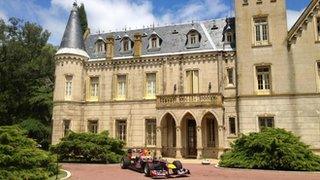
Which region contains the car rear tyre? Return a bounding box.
[121,157,130,169]
[173,160,182,169]
[144,163,154,177]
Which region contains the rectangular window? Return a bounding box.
[123,40,129,51]
[146,73,156,98]
[145,119,156,146]
[151,37,157,48]
[190,34,196,44]
[65,75,73,99]
[90,77,99,98]
[117,120,127,142]
[186,70,199,94]
[258,117,274,131]
[254,17,269,45]
[226,33,233,43]
[229,117,236,135]
[88,120,98,133]
[63,120,71,137]
[227,68,234,85]
[256,66,271,91]
[117,75,126,100]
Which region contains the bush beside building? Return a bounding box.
[219,128,320,171]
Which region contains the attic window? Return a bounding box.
[186,29,201,48]
[95,40,105,53]
[121,37,132,52]
[148,33,162,51]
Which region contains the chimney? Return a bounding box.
[134,32,142,58]
[106,35,114,60]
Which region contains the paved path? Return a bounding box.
[62,163,320,180]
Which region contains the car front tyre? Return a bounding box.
[121,157,130,169]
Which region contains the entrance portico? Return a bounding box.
[157,109,224,159]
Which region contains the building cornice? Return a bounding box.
[288,0,320,46]
[84,51,236,70]
[239,93,320,99]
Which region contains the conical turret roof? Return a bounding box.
[56,2,89,58]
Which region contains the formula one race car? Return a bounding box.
[121,148,190,178]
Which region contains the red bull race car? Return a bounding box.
[121,148,191,178]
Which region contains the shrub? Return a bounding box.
[50,131,125,163]
[220,128,320,171]
[19,118,51,150]
[0,126,58,179]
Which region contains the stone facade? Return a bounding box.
[52,0,320,158]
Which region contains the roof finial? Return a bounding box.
[72,1,78,11]
[152,22,155,31]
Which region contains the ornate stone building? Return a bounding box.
[52,0,320,158]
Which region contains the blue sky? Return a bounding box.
[0,0,312,45]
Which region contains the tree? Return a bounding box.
[0,126,58,179]
[219,128,320,171]
[78,3,88,35]
[0,17,56,149]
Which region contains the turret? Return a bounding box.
[53,2,88,102]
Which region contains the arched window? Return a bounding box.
[95,39,105,53]
[148,32,161,49]
[121,36,132,52]
[186,29,201,47]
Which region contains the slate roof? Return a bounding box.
[85,18,235,60]
[59,3,86,51]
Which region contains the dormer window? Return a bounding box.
[95,39,105,53]
[186,29,201,48]
[121,36,132,52]
[148,32,162,51]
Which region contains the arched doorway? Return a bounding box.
[160,113,176,157]
[201,112,219,158]
[181,112,197,158]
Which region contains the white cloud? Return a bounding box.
[287,9,304,29]
[158,0,230,24]
[0,0,230,45]
[0,10,7,21]
[49,0,229,43]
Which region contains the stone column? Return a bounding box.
[196,126,203,159]
[156,126,162,157]
[217,125,225,158]
[175,126,182,158]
